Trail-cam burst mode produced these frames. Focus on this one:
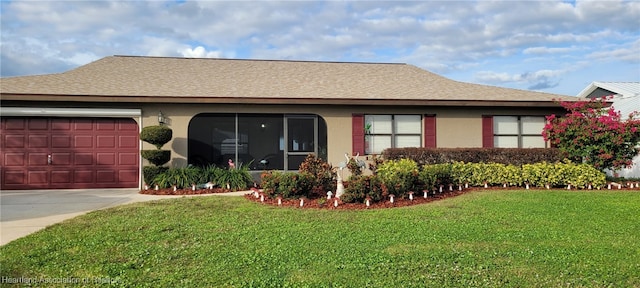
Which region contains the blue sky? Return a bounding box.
[1,0,638,96]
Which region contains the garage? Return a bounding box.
[1,114,140,190]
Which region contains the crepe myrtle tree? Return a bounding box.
[543,97,640,171]
[140,125,173,185]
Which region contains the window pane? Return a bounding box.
[367,135,391,154]
[494,116,518,134]
[494,136,519,148]
[522,116,545,135]
[288,118,315,152]
[395,135,421,148]
[188,113,235,167]
[239,115,283,170]
[395,115,421,134]
[365,115,392,134]
[522,136,546,148]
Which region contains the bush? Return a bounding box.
[261,171,314,199]
[418,163,453,191]
[197,165,225,185]
[143,166,168,186]
[141,150,171,166]
[298,154,336,197]
[341,175,384,203]
[446,161,606,189]
[376,158,419,198]
[140,125,173,150]
[383,148,565,165]
[217,164,253,191]
[153,166,201,189]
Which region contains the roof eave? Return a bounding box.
[0,93,571,108]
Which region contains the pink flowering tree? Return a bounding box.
[543,97,640,171]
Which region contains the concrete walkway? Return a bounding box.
[0,189,249,246]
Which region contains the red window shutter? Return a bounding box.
[424,114,437,148]
[352,114,365,155]
[482,116,494,148]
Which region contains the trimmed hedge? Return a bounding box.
[341,160,607,203]
[140,125,173,150]
[141,150,171,166]
[432,161,606,190]
[143,166,169,186]
[382,148,566,165]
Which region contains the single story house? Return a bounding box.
[0,55,579,190]
[577,81,640,178]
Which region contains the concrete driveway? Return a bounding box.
[0,189,247,246]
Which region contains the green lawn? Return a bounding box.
[1,190,639,287]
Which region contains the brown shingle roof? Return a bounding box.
[0,55,578,106]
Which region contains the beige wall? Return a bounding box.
[138,103,557,169]
[2,101,561,188]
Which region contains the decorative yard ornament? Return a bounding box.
[335,153,349,198]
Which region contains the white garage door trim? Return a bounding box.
[1,107,141,117]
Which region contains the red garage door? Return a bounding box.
[1,117,139,190]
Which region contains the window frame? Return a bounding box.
[493,115,547,148]
[364,114,422,154]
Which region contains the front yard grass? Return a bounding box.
[1,190,639,287]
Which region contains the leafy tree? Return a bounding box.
[543,97,640,171]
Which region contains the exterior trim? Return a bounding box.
[0,107,141,117]
[0,94,567,108]
[424,114,437,148]
[482,116,494,148]
[352,114,365,156]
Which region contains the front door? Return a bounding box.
[286,116,317,170]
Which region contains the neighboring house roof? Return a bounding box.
[577,81,640,99]
[1,55,579,107]
[577,81,640,120]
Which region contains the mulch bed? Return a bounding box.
[140,182,639,210]
[139,187,230,195]
[243,189,471,210]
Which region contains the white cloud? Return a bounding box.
[474,69,569,91]
[180,46,223,58]
[523,46,581,55]
[1,0,638,95]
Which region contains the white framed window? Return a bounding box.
[365,115,421,154]
[493,116,546,148]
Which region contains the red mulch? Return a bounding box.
[243,189,471,210]
[139,187,230,195]
[140,182,639,210]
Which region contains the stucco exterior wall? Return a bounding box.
[138,103,558,169]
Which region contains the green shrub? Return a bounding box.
[341,175,384,203]
[298,154,336,197]
[446,160,606,189]
[197,165,225,185]
[217,164,253,191]
[153,166,201,189]
[376,158,419,198]
[141,150,171,166]
[143,166,168,186]
[261,171,314,199]
[383,148,565,165]
[451,162,473,185]
[418,166,438,191]
[140,125,173,149]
